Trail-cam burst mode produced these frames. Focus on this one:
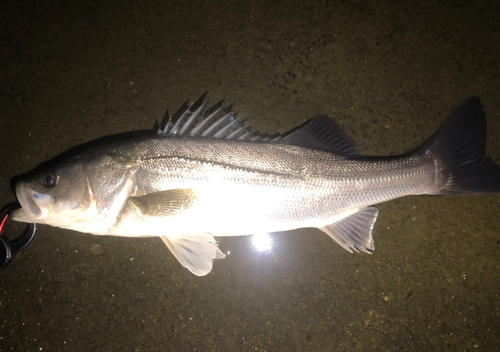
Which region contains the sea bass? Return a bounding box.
[10,96,500,275]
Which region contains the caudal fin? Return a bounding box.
[425,97,500,194]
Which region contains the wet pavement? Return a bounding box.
[0,1,499,351]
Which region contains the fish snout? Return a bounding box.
[11,181,42,222]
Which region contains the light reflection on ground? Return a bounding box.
[252,233,273,252]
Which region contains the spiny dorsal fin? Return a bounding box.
[155,96,360,155]
[156,95,281,142]
[175,100,208,135]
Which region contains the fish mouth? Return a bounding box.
[10,181,42,222]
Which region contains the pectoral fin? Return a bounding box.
[161,233,226,276]
[128,189,197,218]
[321,207,378,254]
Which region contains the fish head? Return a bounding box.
[11,155,93,225]
[11,153,138,231]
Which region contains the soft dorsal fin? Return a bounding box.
[280,115,361,156]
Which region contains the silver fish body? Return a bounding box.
[11,97,500,275]
[105,136,436,234]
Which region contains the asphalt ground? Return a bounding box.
[0,1,499,351]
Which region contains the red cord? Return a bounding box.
[0,212,8,235]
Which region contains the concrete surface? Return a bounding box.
[0,0,499,351]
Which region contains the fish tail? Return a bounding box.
[424,97,500,194]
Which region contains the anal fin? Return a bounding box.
[161,233,226,276]
[321,207,378,254]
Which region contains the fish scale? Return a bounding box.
[100,136,438,230]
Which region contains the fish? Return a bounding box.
[10,96,500,276]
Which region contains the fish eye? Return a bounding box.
[42,172,58,188]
